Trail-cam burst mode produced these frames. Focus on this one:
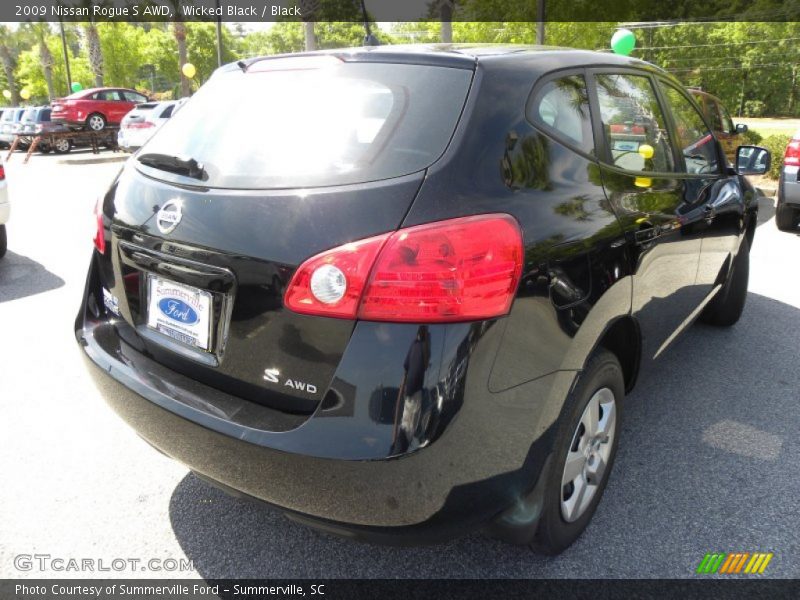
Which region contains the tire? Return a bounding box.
[532,349,624,555]
[776,200,798,232]
[38,144,52,154]
[700,239,749,327]
[0,224,7,259]
[53,138,72,154]
[86,113,106,132]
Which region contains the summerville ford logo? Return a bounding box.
[158,298,200,325]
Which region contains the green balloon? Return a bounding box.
[611,29,636,56]
[71,82,83,93]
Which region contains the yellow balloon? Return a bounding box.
[20,88,31,100]
[181,63,196,79]
[638,144,655,160]
[2,90,10,100]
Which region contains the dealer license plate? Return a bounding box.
[147,275,213,351]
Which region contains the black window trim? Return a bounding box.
[525,66,598,161]
[653,75,725,178]
[585,66,723,180]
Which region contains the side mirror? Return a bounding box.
[736,145,770,175]
[735,123,748,134]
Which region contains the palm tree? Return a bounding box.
[173,20,190,97]
[0,26,20,104]
[25,23,56,101]
[84,21,103,87]
[74,1,111,88]
[163,1,190,97]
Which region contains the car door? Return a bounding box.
[590,69,709,361]
[658,81,744,300]
[706,98,737,164]
[109,90,131,122]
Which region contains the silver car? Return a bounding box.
[776,129,800,231]
[0,108,25,147]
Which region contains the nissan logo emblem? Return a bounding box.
[156,200,183,235]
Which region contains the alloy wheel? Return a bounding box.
[88,115,105,131]
[560,387,617,523]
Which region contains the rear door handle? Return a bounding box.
[704,204,716,222]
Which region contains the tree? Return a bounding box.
[84,22,104,87]
[173,20,190,97]
[24,23,56,100]
[0,26,21,104]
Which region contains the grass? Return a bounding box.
[737,117,799,139]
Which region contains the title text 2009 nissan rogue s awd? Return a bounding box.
[75,46,769,554]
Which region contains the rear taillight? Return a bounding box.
[93,197,106,254]
[0,163,5,180]
[284,214,524,323]
[126,121,155,129]
[785,138,800,166]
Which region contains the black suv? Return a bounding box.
[75,46,769,554]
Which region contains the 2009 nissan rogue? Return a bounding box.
[75,45,769,553]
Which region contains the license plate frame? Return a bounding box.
[146,274,214,352]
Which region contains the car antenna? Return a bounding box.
[360,0,379,46]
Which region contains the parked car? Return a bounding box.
[0,156,8,258]
[776,129,800,231]
[51,87,150,132]
[75,46,769,554]
[118,100,184,152]
[13,106,74,154]
[688,88,748,164]
[0,108,26,148]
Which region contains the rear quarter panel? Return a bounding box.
[402,58,632,395]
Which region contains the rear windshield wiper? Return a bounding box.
[137,153,206,180]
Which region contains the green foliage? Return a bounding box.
[761,134,792,179]
[743,100,767,118]
[3,18,798,120]
[740,128,763,145]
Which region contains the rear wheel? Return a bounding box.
[0,224,7,259]
[38,143,52,154]
[776,200,798,232]
[86,113,106,132]
[700,239,749,326]
[53,138,72,154]
[532,349,624,555]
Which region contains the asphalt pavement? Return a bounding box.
[1,151,798,579]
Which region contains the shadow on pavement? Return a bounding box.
[0,251,65,303]
[169,292,799,578]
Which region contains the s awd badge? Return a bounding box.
[263,369,318,394]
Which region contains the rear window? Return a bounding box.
[138,60,473,189]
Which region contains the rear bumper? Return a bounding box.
[75,253,565,543]
[51,117,85,129]
[780,166,800,207]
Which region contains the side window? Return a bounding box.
[719,103,735,134]
[659,83,719,175]
[595,73,675,173]
[97,91,121,101]
[527,74,594,154]
[124,91,147,103]
[708,100,724,132]
[160,104,175,119]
